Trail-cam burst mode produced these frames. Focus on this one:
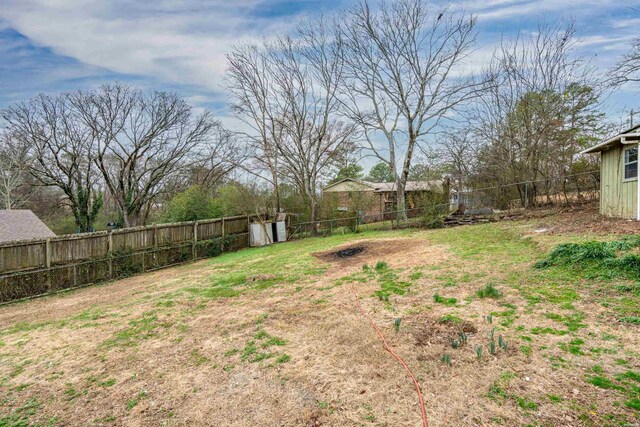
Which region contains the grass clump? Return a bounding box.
[586,376,625,392]
[534,238,640,290]
[476,283,502,299]
[433,294,457,306]
[438,314,462,324]
[534,238,640,268]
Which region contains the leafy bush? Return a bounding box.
[163,185,221,222]
[420,205,445,229]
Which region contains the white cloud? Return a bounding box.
[0,0,303,99]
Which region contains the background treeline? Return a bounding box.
[1,0,638,234]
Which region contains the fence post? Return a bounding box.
[107,231,113,278]
[192,221,198,260]
[247,215,251,247]
[153,225,158,247]
[45,238,51,269]
[221,216,226,252]
[524,182,529,208]
[45,238,52,290]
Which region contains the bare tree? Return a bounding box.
[0,132,32,210]
[437,129,479,195]
[610,36,640,89]
[226,45,284,212]
[471,21,605,206]
[228,22,354,223]
[75,84,219,227]
[272,27,355,223]
[2,95,103,231]
[176,126,245,190]
[337,0,479,219]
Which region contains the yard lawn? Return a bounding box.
[0,215,639,426]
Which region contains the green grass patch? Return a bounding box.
[586,376,626,392]
[433,294,457,306]
[530,327,568,336]
[234,329,288,364]
[476,283,502,299]
[126,391,148,411]
[438,314,463,324]
[103,312,169,348]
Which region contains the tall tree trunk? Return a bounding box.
[395,181,406,222]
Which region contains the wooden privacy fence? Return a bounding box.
[0,215,251,303]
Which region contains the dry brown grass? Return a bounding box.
[0,216,639,426]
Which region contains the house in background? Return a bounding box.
[582,124,640,219]
[0,210,56,243]
[323,178,449,220]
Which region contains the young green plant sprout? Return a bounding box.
[394,318,401,335]
[441,353,451,366]
[486,314,493,324]
[498,335,508,351]
[489,340,497,355]
[489,328,497,355]
[458,329,468,344]
[476,345,483,359]
[450,338,461,349]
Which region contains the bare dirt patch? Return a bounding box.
[504,201,640,235]
[413,317,478,347]
[312,238,430,269]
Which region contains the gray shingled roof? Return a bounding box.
[0,210,56,243]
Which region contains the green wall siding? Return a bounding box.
[600,144,638,219]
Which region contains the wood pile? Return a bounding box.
[444,214,498,226]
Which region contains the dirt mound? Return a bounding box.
[413,316,478,347]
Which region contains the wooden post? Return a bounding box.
[45,238,52,290]
[73,264,77,287]
[45,238,51,269]
[221,216,225,252]
[192,221,198,260]
[107,232,113,278]
[153,225,158,247]
[247,215,251,247]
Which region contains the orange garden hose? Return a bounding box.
[349,284,429,427]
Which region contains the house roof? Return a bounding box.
[0,210,56,243]
[324,178,444,193]
[581,124,640,154]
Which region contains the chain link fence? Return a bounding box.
[289,171,600,239]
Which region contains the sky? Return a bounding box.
[0,0,639,132]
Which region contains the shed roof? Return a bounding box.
[324,178,444,193]
[0,210,56,243]
[581,124,640,154]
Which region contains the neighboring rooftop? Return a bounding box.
[324,178,445,193]
[0,210,56,243]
